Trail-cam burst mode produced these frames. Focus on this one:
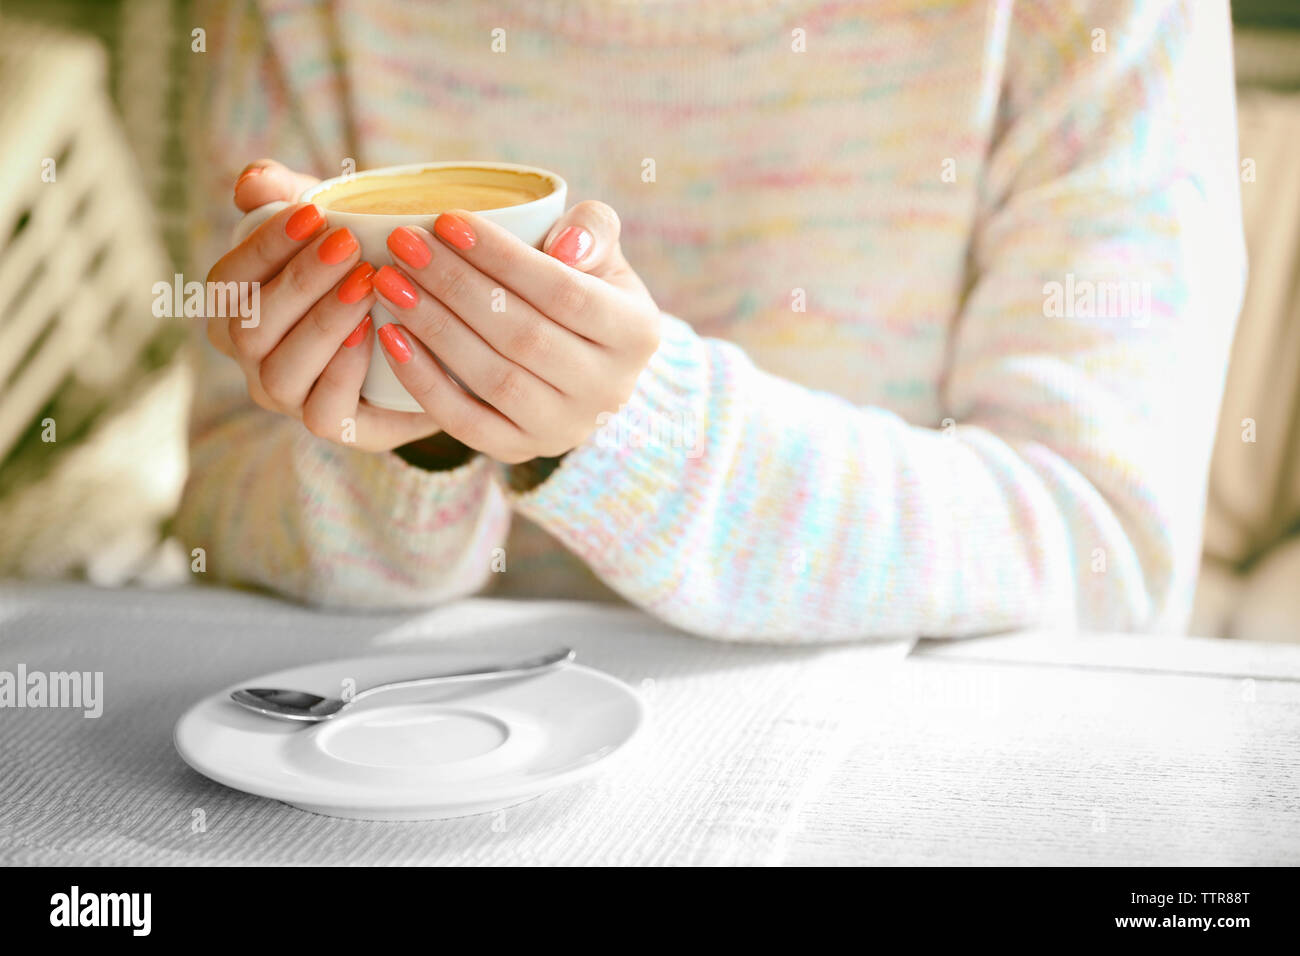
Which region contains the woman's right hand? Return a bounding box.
[205,160,446,452]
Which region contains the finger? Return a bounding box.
[302,318,438,451]
[540,200,625,275]
[372,265,563,430]
[205,201,327,361]
[428,210,625,345]
[350,402,444,452]
[300,316,374,444]
[374,322,532,461]
[230,225,361,362]
[207,201,327,288]
[233,159,321,212]
[257,263,377,410]
[386,225,599,390]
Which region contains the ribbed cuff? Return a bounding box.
[291,428,496,542]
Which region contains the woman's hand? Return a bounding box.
[205,160,446,452]
[369,201,662,464]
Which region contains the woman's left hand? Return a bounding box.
[371,202,661,464]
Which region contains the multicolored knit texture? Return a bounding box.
[177,0,1245,640]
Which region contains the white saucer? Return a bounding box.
[174,653,644,820]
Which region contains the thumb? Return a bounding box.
[541,200,627,277]
[232,159,321,212]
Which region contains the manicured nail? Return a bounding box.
[337,261,375,304]
[234,166,265,190]
[374,265,419,309]
[434,213,476,250]
[548,226,592,266]
[343,314,372,348]
[378,323,413,364]
[318,227,358,264]
[387,226,432,268]
[285,204,324,240]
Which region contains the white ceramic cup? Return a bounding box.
[232,161,567,412]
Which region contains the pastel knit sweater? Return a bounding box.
[177,0,1246,640]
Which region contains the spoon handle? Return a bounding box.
[349,648,575,704]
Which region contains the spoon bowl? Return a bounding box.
[230,648,575,722]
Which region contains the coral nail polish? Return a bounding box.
[378,323,413,364]
[285,204,324,240]
[548,226,593,266]
[343,314,373,348]
[374,265,419,309]
[387,226,432,268]
[318,227,358,264]
[234,165,265,190]
[337,261,375,303]
[434,213,476,250]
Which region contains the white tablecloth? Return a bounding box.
[0,582,908,865]
[788,631,1300,864]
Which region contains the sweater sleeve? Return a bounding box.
[174,0,510,609]
[176,338,510,608]
[506,0,1246,641]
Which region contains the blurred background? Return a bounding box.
[0,1,1297,640]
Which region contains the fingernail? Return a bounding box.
[378,323,413,364]
[374,265,419,309]
[434,213,476,250]
[387,226,432,268]
[234,166,265,190]
[285,204,324,240]
[337,261,375,303]
[318,227,358,264]
[548,226,593,267]
[343,314,373,348]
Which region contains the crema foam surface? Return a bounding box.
[315,167,553,215]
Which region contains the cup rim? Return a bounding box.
[302,161,567,219]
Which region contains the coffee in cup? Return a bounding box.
[312,166,554,216]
